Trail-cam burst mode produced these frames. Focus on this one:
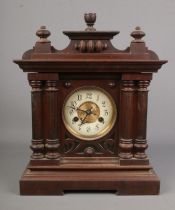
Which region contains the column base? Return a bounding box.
[20,164,160,195]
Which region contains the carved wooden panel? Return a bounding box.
[63,133,115,156]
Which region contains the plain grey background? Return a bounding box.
[0,0,175,209]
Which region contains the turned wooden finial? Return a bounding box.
[131,26,145,42]
[84,13,96,31]
[36,26,51,43]
[34,26,51,53]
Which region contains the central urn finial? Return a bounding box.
[84,13,96,31]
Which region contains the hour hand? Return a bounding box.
[67,106,87,113]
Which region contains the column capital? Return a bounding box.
[29,80,43,92]
[45,80,58,91]
[137,80,150,91]
[121,80,135,92]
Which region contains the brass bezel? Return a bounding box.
[62,86,117,141]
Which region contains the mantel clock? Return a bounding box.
[14,13,167,195]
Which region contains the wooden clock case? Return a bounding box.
[14,13,167,195]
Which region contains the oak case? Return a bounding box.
[14,13,167,195]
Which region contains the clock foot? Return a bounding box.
[115,180,160,195]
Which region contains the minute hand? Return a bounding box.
[67,106,87,113]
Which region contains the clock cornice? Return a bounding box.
[14,59,166,73]
[14,13,167,71]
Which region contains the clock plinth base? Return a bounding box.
[20,165,160,195]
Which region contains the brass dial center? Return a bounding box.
[77,101,100,123]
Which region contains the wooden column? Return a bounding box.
[29,80,44,159]
[134,80,150,159]
[119,80,135,159]
[45,80,60,159]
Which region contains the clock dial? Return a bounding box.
[62,86,117,140]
